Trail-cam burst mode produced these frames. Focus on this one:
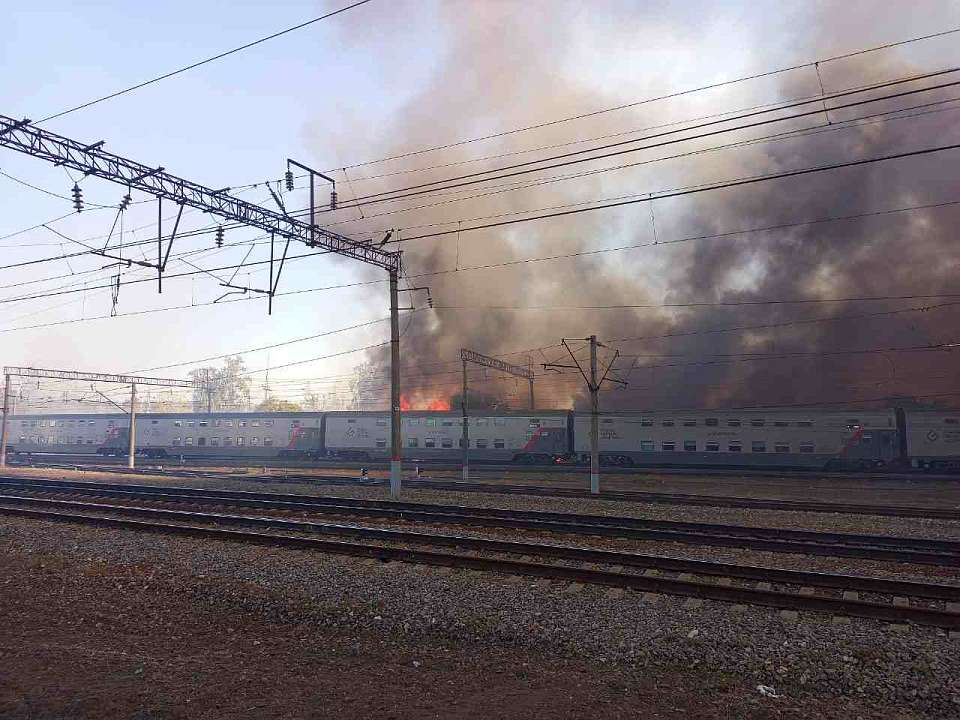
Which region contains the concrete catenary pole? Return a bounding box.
[128,383,137,470]
[389,269,402,498]
[461,359,469,481]
[589,334,600,495]
[528,357,535,410]
[0,373,10,468]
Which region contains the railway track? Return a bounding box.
[0,494,957,629]
[13,463,956,519]
[3,477,959,566]
[10,453,960,481]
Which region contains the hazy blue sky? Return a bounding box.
[2,1,959,409]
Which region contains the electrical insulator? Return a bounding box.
[71,183,83,213]
[119,192,131,211]
[427,291,434,309]
[215,225,224,248]
[329,190,338,211]
[284,170,294,191]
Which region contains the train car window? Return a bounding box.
[846,419,860,426]
[945,418,959,425]
[376,439,386,448]
[602,418,614,424]
[407,438,419,448]
[775,443,790,453]
[862,433,873,441]
[442,421,454,427]
[214,419,222,427]
[264,438,274,447]
[799,443,814,453]
[726,419,741,427]
[683,440,697,451]
[185,437,194,446]
[198,437,207,447]
[703,418,717,427]
[752,441,766,452]
[286,421,295,428]
[797,420,813,427]
[88,420,96,426]
[20,421,26,426]
[29,421,36,427]
[682,419,697,427]
[494,439,505,448]
[264,420,274,427]
[530,419,541,426]
[774,420,788,427]
[425,439,436,448]
[705,441,720,451]
[249,437,258,446]
[475,439,489,448]
[640,418,653,427]
[750,419,765,427]
[239,421,247,428]
[199,421,208,427]
[18,436,24,443]
[210,437,220,447]
[236,437,245,447]
[407,418,420,426]
[662,420,675,427]
[251,420,260,427]
[86,439,94,444]
[662,441,676,451]
[494,418,507,426]
[224,437,234,446]
[376,418,387,427]
[426,418,437,427]
[640,440,655,451]
[728,442,742,452]
[476,418,488,426]
[442,438,453,448]
[151,420,158,425]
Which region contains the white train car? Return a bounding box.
[573,409,899,469]
[9,412,322,458]
[903,410,960,470]
[323,410,570,462]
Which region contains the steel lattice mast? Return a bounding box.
[0,367,203,470]
[459,349,536,481]
[0,115,408,496]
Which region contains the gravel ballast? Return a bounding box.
[0,515,957,718]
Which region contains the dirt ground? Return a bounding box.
[0,532,920,720]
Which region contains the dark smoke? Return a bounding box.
[337,2,960,411]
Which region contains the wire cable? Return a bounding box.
[36,0,376,124]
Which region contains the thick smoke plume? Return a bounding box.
[341,3,960,411]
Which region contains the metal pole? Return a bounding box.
[206,370,213,414]
[461,359,469,482]
[529,378,535,410]
[0,373,10,468]
[389,269,402,498]
[128,383,137,470]
[309,173,316,246]
[157,196,162,293]
[589,334,600,494]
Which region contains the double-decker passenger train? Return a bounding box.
[5,406,960,471]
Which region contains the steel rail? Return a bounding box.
[0,499,957,628]
[3,475,959,551]
[6,461,959,518]
[3,477,959,565]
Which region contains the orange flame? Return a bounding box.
[400,393,451,411]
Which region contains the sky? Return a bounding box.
[2,0,959,412]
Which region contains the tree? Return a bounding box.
[256,397,302,412]
[189,356,252,411]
